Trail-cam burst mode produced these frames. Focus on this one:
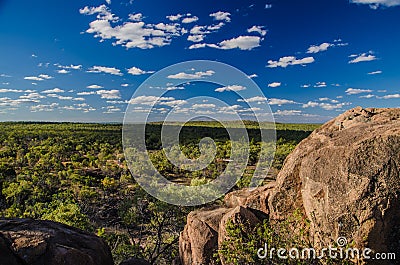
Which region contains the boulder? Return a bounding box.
[269,107,400,254]
[0,218,114,265]
[179,107,400,265]
[179,207,231,265]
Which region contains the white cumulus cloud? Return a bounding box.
[307,42,331,53]
[215,85,246,92]
[88,66,123,76]
[350,0,400,9]
[348,52,377,63]
[268,82,281,88]
[42,88,64,94]
[87,84,104,89]
[267,56,315,68]
[167,70,215,79]
[209,11,231,22]
[247,26,267,36]
[96,89,121,99]
[127,66,155,75]
[345,88,373,95]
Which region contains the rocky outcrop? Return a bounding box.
[179,185,275,265]
[0,218,114,265]
[179,107,400,264]
[269,107,400,254]
[179,207,231,265]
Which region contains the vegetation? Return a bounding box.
[0,121,318,264]
[217,209,353,265]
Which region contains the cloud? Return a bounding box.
[96,89,121,99]
[106,0,111,4]
[209,11,231,22]
[307,42,331,53]
[42,88,64,93]
[56,64,82,70]
[268,82,281,88]
[237,96,267,103]
[302,101,350,110]
[127,66,155,75]
[103,105,122,114]
[187,23,226,44]
[359,94,375,98]
[182,16,199,24]
[267,56,315,68]
[47,94,82,101]
[167,70,215,79]
[87,84,104,89]
[82,5,183,49]
[0,89,30,93]
[350,0,400,9]
[188,43,208,49]
[248,74,258,78]
[274,110,303,116]
[88,66,123,75]
[128,13,143,21]
[121,83,129,87]
[345,88,373,95]
[348,52,377,63]
[192,103,216,109]
[129,95,170,105]
[215,85,246,92]
[24,74,53,81]
[79,4,119,22]
[61,103,96,112]
[381,93,400,99]
[19,92,46,101]
[217,36,261,50]
[166,14,184,21]
[247,26,267,36]
[77,91,96,96]
[219,105,241,114]
[31,103,59,112]
[187,34,205,42]
[314,82,327,88]
[57,69,70,74]
[368,70,382,75]
[191,36,262,50]
[165,86,184,91]
[268,98,296,105]
[128,95,186,107]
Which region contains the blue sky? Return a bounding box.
[0,0,399,123]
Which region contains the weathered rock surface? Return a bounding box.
[179,107,400,264]
[0,218,114,265]
[269,107,400,254]
[179,207,231,265]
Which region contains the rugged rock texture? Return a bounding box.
[0,218,114,265]
[269,107,400,253]
[179,107,400,264]
[179,207,231,265]
[179,185,275,265]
